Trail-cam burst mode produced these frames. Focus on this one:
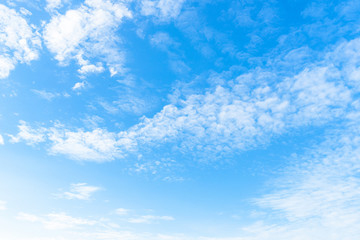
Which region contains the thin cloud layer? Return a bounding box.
[243,125,360,240]
[58,183,101,200]
[0,200,6,211]
[16,212,96,230]
[141,0,186,21]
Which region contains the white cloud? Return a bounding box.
[0,4,41,79]
[59,183,101,200]
[150,32,177,50]
[10,37,360,163]
[238,124,360,240]
[44,213,97,230]
[16,212,41,222]
[0,134,4,145]
[8,120,46,145]
[9,121,121,161]
[76,52,105,75]
[32,89,61,101]
[141,0,186,21]
[43,0,132,76]
[78,63,104,75]
[128,215,175,224]
[82,115,104,129]
[72,81,86,91]
[115,208,129,215]
[45,0,64,12]
[48,127,120,162]
[17,212,96,230]
[0,200,6,210]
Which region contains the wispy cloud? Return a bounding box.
[0,200,6,210]
[16,212,96,230]
[57,183,101,200]
[115,208,130,216]
[128,215,175,224]
[237,126,360,240]
[32,89,61,101]
[141,0,186,21]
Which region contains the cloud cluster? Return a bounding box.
[9,36,360,162]
[43,0,132,76]
[0,4,41,79]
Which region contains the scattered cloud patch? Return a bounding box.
[59,183,101,200]
[32,89,60,101]
[141,0,186,21]
[0,4,41,79]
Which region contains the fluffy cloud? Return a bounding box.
[43,0,132,76]
[0,4,41,79]
[58,183,101,200]
[8,121,46,145]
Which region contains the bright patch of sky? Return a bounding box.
[1,0,360,239]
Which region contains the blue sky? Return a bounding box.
[1,0,360,239]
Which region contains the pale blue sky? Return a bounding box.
[1,0,360,239]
